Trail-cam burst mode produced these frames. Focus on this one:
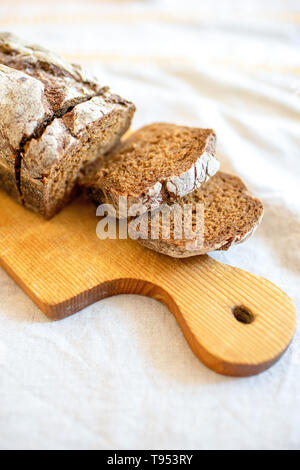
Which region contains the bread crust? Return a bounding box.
[138,218,263,258]
[0,64,51,159]
[0,32,103,112]
[0,64,51,197]
[0,160,20,199]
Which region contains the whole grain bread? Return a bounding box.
[22,92,135,218]
[83,123,219,218]
[0,32,135,218]
[136,172,264,258]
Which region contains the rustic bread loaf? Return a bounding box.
[137,172,264,258]
[21,92,134,218]
[84,123,219,218]
[0,32,135,218]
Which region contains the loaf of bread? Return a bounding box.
[83,123,219,218]
[137,172,264,258]
[0,33,135,218]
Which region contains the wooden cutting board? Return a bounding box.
[0,190,296,377]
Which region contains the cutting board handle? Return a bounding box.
[150,256,296,376]
[83,255,296,377]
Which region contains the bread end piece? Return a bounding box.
[137,172,264,258]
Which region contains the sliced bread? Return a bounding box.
[84,123,219,218]
[136,172,264,258]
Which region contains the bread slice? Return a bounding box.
[84,123,219,218]
[0,32,135,218]
[136,172,264,258]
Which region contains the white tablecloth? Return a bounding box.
[0,0,300,450]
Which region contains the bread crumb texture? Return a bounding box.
[138,172,264,258]
[85,123,219,216]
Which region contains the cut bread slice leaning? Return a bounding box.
[83,123,219,218]
[136,172,264,258]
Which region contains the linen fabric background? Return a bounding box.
[0,0,299,450]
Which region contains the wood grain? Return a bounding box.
[0,190,296,377]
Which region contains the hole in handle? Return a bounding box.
[232,305,255,324]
